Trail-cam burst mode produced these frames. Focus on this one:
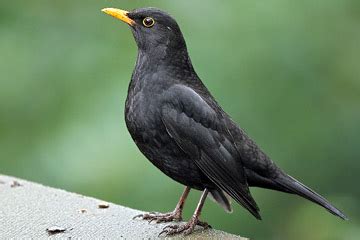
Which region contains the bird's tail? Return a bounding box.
[274,174,348,220]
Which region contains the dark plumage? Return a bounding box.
[102,7,347,236]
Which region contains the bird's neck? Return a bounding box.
[128,46,198,100]
[135,46,196,78]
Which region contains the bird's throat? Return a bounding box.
[135,46,195,79]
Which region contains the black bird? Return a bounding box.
[102,7,347,236]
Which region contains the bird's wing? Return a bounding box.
[161,84,261,219]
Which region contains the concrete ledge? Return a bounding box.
[0,175,247,239]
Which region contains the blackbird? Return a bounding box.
[102,7,347,236]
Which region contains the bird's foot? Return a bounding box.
[159,216,211,236]
[133,210,182,224]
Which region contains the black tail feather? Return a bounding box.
[274,174,348,220]
[209,189,233,213]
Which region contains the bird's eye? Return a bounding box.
[142,17,155,28]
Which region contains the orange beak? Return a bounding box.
[101,8,135,26]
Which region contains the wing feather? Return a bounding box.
[161,85,261,219]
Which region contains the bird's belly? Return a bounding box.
[127,116,209,189]
[142,134,209,189]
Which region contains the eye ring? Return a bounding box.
[142,17,155,28]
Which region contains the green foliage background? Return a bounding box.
[1,1,359,239]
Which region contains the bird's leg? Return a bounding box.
[133,186,190,223]
[159,189,211,236]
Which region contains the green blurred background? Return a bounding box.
[1,1,359,239]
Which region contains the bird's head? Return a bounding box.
[102,7,186,53]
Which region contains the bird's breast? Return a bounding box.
[124,76,214,189]
[125,80,164,143]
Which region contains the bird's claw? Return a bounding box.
[132,211,182,224]
[132,214,143,220]
[162,224,179,231]
[159,217,210,237]
[197,221,212,228]
[148,218,156,224]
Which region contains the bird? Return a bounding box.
[101,7,347,236]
